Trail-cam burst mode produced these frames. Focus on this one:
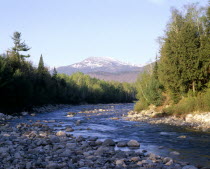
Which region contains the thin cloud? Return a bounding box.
[147,0,166,5]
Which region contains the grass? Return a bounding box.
[134,100,149,112]
[162,88,210,117]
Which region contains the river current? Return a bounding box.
[11,103,210,167]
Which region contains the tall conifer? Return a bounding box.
[38,55,44,72]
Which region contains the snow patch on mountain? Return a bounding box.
[71,56,141,69]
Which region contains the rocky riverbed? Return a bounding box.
[126,109,210,132]
[0,112,203,169]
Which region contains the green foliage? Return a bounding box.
[57,72,136,104]
[52,67,58,78]
[134,100,149,112]
[163,89,210,116]
[37,55,49,77]
[134,68,165,112]
[135,3,210,116]
[158,4,210,102]
[38,55,44,72]
[10,32,30,60]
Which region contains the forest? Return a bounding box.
[0,32,136,113]
[135,4,210,116]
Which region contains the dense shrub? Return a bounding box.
[163,88,210,116]
[134,69,165,112]
[134,100,149,112]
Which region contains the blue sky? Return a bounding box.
[0,0,209,67]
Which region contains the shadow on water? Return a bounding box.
[11,103,210,167]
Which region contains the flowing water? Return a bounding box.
[12,103,210,167]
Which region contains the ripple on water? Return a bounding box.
[160,132,177,136]
[86,124,117,131]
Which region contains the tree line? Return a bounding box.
[0,32,136,113]
[135,3,210,116]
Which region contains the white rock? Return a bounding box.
[165,159,173,166]
[127,140,140,147]
[116,159,126,166]
[56,131,66,137]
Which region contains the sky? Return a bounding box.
[0,0,209,67]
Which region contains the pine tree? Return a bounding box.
[10,32,30,60]
[178,12,200,94]
[37,54,49,76]
[52,67,58,78]
[158,9,184,102]
[153,55,158,80]
[199,5,210,87]
[38,55,44,72]
[158,5,209,101]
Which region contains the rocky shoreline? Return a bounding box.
[125,110,210,132]
[0,112,204,169]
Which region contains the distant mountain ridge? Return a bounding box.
[55,57,148,82]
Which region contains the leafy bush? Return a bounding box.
[134,70,165,112]
[198,88,210,111]
[163,89,210,117]
[134,100,149,112]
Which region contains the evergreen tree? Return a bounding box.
[158,5,209,101]
[38,55,44,72]
[52,67,58,78]
[153,55,158,80]
[37,54,50,77]
[158,9,184,102]
[199,4,210,87]
[10,32,30,60]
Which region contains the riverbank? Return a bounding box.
[126,109,210,132]
[0,112,202,169]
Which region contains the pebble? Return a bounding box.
[56,131,66,137]
[65,127,74,132]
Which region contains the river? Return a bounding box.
[11,103,210,167]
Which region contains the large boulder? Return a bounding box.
[102,139,115,146]
[127,140,140,147]
[117,141,127,147]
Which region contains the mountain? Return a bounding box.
[55,57,148,82]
